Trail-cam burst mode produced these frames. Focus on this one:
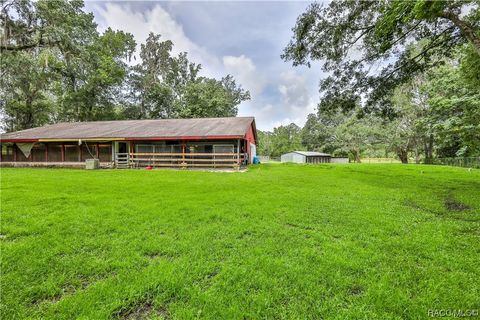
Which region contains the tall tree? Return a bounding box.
[54,28,135,121]
[0,50,56,131]
[126,33,200,119]
[1,0,95,53]
[256,130,275,157]
[270,123,303,157]
[383,84,424,164]
[328,109,382,162]
[127,33,249,119]
[181,76,249,118]
[0,0,135,130]
[421,57,480,157]
[282,0,480,116]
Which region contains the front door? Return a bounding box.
[118,142,127,154]
[114,142,130,168]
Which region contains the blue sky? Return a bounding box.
[85,1,325,131]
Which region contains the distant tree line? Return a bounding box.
[258,0,480,163]
[258,51,480,162]
[0,0,250,132]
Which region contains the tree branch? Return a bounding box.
[380,27,456,82]
[0,39,59,52]
[440,10,480,54]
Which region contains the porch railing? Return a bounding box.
[115,153,130,168]
[118,152,246,169]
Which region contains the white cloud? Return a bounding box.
[274,71,317,128]
[87,2,321,132]
[93,3,222,78]
[222,55,265,98]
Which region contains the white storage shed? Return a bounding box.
[281,151,332,164]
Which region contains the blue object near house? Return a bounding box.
[253,156,261,164]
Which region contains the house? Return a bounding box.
[281,151,331,164]
[0,117,257,169]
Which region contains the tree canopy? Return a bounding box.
[282,0,480,116]
[0,0,250,132]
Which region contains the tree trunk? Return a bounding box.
[397,148,408,164]
[23,96,34,130]
[441,11,480,55]
[352,148,361,163]
[415,146,420,164]
[424,134,434,164]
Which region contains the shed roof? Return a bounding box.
[0,117,256,142]
[291,151,331,157]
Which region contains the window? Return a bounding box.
[81,144,97,161]
[47,144,62,162]
[1,145,14,161]
[136,144,154,153]
[98,144,112,162]
[64,144,79,162]
[31,144,46,162]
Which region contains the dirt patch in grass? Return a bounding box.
[205,268,219,281]
[193,267,221,291]
[458,226,480,236]
[237,230,255,239]
[441,189,470,212]
[114,299,170,320]
[403,199,439,215]
[285,222,315,231]
[31,272,115,306]
[438,192,477,222]
[444,198,470,212]
[404,194,473,220]
[31,293,63,306]
[143,251,176,261]
[348,285,364,296]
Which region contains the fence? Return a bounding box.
[362,158,402,164]
[257,156,281,163]
[434,157,480,169]
[119,152,245,169]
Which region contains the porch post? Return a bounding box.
[129,141,134,168]
[182,142,186,168]
[61,144,65,162]
[45,143,48,162]
[78,144,82,162]
[96,143,100,159]
[237,139,241,167]
[112,141,115,163]
[13,144,17,162]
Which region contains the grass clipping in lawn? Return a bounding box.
[1,164,479,319]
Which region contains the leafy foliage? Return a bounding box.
[257,123,303,158]
[1,50,56,131]
[282,0,480,115]
[0,1,250,131]
[421,56,480,157]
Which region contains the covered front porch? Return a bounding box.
[1,139,249,169]
[116,139,248,169]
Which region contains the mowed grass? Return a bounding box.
[1,164,479,319]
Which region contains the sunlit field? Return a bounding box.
[1,164,479,319]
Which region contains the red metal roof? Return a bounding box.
[0,117,256,142]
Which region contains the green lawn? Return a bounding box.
[1,164,479,319]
